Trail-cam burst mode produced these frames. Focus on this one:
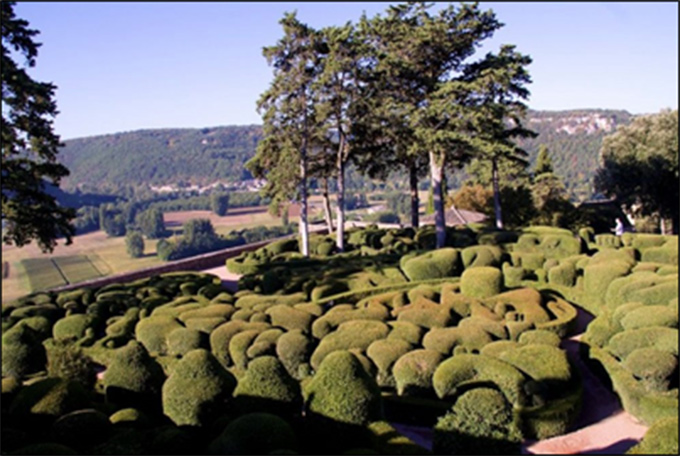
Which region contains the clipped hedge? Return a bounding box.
[162,349,236,427]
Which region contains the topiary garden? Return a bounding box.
[1,225,677,454]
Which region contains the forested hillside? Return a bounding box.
[517,109,633,200]
[58,110,632,200]
[58,126,262,193]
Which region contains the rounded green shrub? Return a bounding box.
[518,329,561,347]
[266,304,313,333]
[102,341,165,409]
[460,267,503,299]
[134,315,183,356]
[432,353,526,406]
[178,304,235,323]
[51,408,112,450]
[626,416,678,454]
[9,377,91,423]
[366,338,413,387]
[275,330,314,380]
[392,349,443,396]
[304,350,383,425]
[402,248,462,281]
[229,329,264,370]
[162,348,237,427]
[620,305,678,330]
[2,324,46,378]
[422,325,493,355]
[43,338,96,390]
[208,412,298,454]
[108,408,150,428]
[606,327,678,360]
[461,245,502,269]
[433,387,522,455]
[583,260,635,309]
[502,263,527,288]
[310,320,390,370]
[209,320,270,367]
[233,356,302,416]
[246,328,283,359]
[387,321,424,345]
[622,347,678,392]
[166,327,208,356]
[548,262,577,287]
[498,345,572,402]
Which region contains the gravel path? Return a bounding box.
[203,265,649,454]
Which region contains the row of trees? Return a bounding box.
[249,2,535,253]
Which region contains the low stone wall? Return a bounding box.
[50,237,282,293]
[50,225,330,294]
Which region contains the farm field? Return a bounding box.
[1,205,298,306]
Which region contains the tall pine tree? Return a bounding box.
[2,2,75,252]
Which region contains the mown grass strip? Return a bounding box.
[52,255,104,285]
[21,258,67,292]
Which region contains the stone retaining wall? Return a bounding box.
[50,236,288,293]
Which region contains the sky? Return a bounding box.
[11,1,679,140]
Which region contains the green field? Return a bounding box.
[20,255,105,293]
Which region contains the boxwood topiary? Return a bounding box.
[51,314,95,342]
[134,315,184,356]
[208,412,298,454]
[304,350,383,425]
[460,267,503,299]
[102,340,165,410]
[622,347,678,392]
[233,356,302,417]
[9,377,91,425]
[50,408,112,450]
[392,349,443,396]
[461,245,502,269]
[433,387,522,455]
[229,329,265,370]
[431,353,526,406]
[166,327,208,356]
[626,416,678,454]
[366,338,413,388]
[310,320,390,370]
[401,248,462,281]
[2,324,46,378]
[275,329,314,380]
[161,348,237,427]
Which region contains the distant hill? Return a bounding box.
[57,109,633,200]
[58,125,262,193]
[517,109,633,200]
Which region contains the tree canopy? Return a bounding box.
[1,1,75,252]
[595,109,678,234]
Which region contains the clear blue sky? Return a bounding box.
[13,1,679,140]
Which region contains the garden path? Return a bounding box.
[203,265,650,454]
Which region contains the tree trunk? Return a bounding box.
[492,157,504,229]
[429,150,446,248]
[299,98,310,257]
[409,163,420,228]
[321,177,334,234]
[336,146,346,252]
[299,153,309,257]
